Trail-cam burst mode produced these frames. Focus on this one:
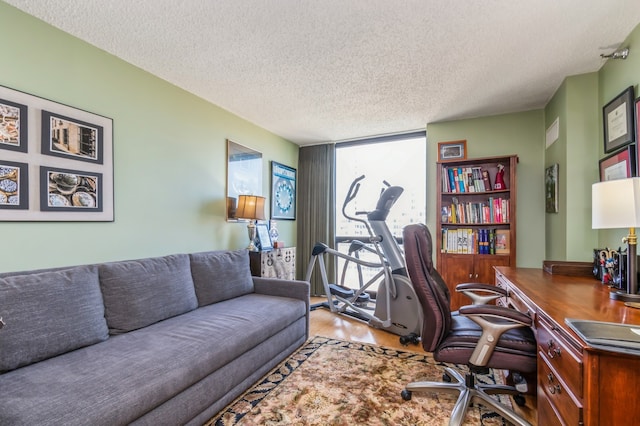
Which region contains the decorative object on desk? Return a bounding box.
[599,144,636,181]
[226,140,262,221]
[255,222,273,251]
[592,177,640,301]
[437,140,467,162]
[271,161,296,220]
[493,163,506,190]
[597,247,619,285]
[603,86,635,153]
[269,219,279,243]
[545,163,558,213]
[235,194,265,251]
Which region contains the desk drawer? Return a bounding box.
[537,314,583,398]
[496,273,535,317]
[539,353,583,426]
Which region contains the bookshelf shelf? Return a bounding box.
[436,154,518,310]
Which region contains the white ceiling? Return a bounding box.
[5,1,640,145]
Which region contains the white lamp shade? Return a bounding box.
[592,177,640,229]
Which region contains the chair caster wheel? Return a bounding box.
[513,394,526,407]
[443,373,452,382]
[399,333,420,346]
[401,389,412,401]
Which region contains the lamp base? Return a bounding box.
[610,291,640,302]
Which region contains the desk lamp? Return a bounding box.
[592,177,640,301]
[235,195,265,251]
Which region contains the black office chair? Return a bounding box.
[400,223,536,426]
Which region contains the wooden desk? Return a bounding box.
[495,267,640,425]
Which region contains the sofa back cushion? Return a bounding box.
[190,249,254,306]
[0,265,108,372]
[99,254,198,334]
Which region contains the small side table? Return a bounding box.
[249,247,296,280]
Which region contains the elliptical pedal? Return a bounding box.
[328,284,371,304]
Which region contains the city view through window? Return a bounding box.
[334,134,426,291]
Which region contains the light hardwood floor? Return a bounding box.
[308,297,537,425]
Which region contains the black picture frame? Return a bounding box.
[41,110,104,164]
[603,86,635,153]
[0,160,29,209]
[271,161,296,220]
[599,144,637,181]
[255,223,273,251]
[0,98,28,153]
[39,166,103,213]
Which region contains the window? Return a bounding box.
[334,132,426,290]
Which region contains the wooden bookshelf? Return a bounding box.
[436,155,518,310]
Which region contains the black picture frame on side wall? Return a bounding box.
[603,86,635,153]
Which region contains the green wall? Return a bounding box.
[0,2,298,272]
[544,73,599,261]
[426,110,545,268]
[595,23,640,250]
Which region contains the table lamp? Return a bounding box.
[592,177,640,301]
[236,195,265,251]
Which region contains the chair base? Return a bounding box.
[401,366,531,426]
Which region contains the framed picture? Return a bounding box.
[495,229,510,254]
[635,97,640,149]
[41,110,103,164]
[545,163,558,213]
[603,86,635,153]
[255,222,273,251]
[0,160,29,209]
[0,84,113,221]
[39,166,102,213]
[0,98,28,153]
[437,140,467,162]
[271,161,296,220]
[599,144,636,181]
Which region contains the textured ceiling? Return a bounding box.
[5,1,640,145]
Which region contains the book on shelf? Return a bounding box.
[441,197,509,224]
[481,169,492,191]
[441,227,508,255]
[442,166,493,193]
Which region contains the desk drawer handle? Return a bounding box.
[547,373,562,394]
[547,340,562,358]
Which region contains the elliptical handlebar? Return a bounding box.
[342,175,367,223]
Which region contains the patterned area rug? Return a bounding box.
[206,336,514,425]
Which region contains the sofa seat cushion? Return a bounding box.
[99,254,198,334]
[189,249,254,306]
[0,293,306,426]
[0,265,108,372]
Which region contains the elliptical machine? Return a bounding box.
[305,175,422,344]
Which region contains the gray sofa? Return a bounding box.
[0,249,309,425]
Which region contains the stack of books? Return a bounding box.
[441,228,510,254]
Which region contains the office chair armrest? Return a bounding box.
[458,304,533,366]
[455,283,508,305]
[458,304,533,326]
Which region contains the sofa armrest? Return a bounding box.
[253,277,310,339]
[253,277,310,302]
